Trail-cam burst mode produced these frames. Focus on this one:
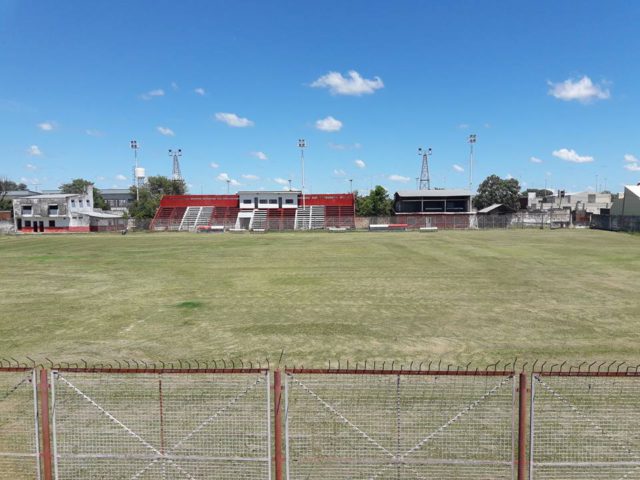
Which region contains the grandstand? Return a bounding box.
[149,191,355,231]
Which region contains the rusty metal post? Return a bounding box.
[518,372,527,480]
[274,369,283,480]
[39,369,53,480]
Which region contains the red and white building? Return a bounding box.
[13,185,125,233]
[150,190,355,231]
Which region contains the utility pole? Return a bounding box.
[226,179,230,194]
[130,140,139,201]
[288,179,292,191]
[418,147,432,190]
[298,139,306,208]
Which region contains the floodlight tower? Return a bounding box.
[468,134,477,193]
[169,149,183,181]
[298,139,306,207]
[130,140,139,201]
[418,147,432,190]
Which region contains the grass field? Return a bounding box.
[0,229,638,367]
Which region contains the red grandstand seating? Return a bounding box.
[325,205,355,229]
[266,209,296,231]
[150,207,175,230]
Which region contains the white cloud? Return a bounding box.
[625,163,640,172]
[274,177,289,186]
[333,169,346,176]
[140,88,165,100]
[216,172,241,186]
[194,87,206,96]
[210,162,219,169]
[115,174,128,181]
[27,145,42,156]
[96,176,106,181]
[157,126,175,136]
[242,174,259,180]
[171,82,179,90]
[86,129,105,137]
[457,123,469,130]
[552,148,594,163]
[315,116,343,132]
[214,112,254,127]
[530,156,543,164]
[452,164,464,173]
[548,76,610,103]
[506,173,514,180]
[311,70,384,96]
[354,159,366,169]
[37,121,55,131]
[624,154,638,163]
[25,163,37,171]
[388,174,410,183]
[251,151,268,160]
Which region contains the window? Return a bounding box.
[86,199,91,207]
[259,199,268,204]
[242,199,252,204]
[22,205,32,215]
[268,199,277,204]
[71,200,76,207]
[25,220,31,227]
[588,194,596,203]
[78,199,83,207]
[285,198,294,204]
[48,204,59,216]
[49,220,55,227]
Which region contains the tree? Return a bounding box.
[0,178,28,210]
[60,178,109,210]
[356,185,394,216]
[521,188,553,198]
[473,174,521,211]
[127,176,187,219]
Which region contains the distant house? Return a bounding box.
[13,185,124,233]
[527,191,613,214]
[101,188,134,212]
[610,185,640,216]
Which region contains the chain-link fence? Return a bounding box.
[284,369,517,479]
[0,368,40,480]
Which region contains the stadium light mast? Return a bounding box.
[226,179,231,194]
[298,139,306,208]
[288,178,292,191]
[169,149,183,181]
[130,140,139,201]
[468,134,477,193]
[418,147,432,190]
[349,178,353,194]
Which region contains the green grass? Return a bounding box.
[0,229,638,367]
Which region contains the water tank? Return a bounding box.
[135,167,146,179]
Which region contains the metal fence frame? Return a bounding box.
[46,366,272,480]
[529,369,640,480]
[282,367,523,480]
[0,367,42,480]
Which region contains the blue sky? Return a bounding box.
[1,1,639,195]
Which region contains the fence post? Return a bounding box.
[518,372,527,480]
[274,369,283,480]
[39,369,53,480]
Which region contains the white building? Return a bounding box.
[13,185,124,233]
[610,184,640,216]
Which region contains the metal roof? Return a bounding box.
[478,203,504,213]
[396,189,471,198]
[23,193,78,199]
[83,211,124,219]
[626,185,640,198]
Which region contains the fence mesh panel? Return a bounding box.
[51,370,270,480]
[531,374,640,479]
[0,369,40,480]
[285,372,515,479]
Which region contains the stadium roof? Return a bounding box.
[396,189,471,198]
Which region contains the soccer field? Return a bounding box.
[0,230,638,367]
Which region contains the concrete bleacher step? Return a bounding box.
[295,207,311,230]
[194,207,213,229]
[179,207,201,231]
[250,209,267,230]
[310,205,325,229]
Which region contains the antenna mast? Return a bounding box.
[169,149,183,181]
[418,147,432,190]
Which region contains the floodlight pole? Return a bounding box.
[298,139,306,208]
[349,179,353,194]
[130,140,139,201]
[288,179,292,191]
[418,147,432,190]
[226,179,230,194]
[468,134,476,193]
